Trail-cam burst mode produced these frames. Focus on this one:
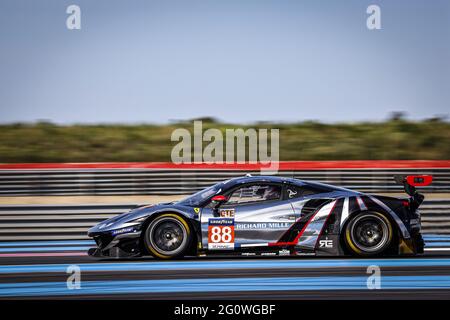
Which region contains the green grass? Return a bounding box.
[0,119,449,162]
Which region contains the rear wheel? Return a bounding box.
[144,213,192,259]
[344,212,393,257]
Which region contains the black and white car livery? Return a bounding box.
[88,175,430,259]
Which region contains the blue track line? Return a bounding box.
[1,275,450,297]
[423,235,450,240]
[3,258,450,274]
[0,240,95,247]
[0,246,92,253]
[425,242,450,247]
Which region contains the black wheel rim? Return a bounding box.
[149,218,187,255]
[350,215,389,252]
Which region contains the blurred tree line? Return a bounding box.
[0,118,449,162]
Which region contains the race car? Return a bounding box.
[87,174,431,259]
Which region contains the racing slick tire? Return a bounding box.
[344,211,393,257]
[144,213,192,259]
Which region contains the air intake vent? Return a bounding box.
[301,199,331,216]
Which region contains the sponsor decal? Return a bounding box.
[208,218,235,250]
[235,222,291,230]
[295,252,315,256]
[319,238,333,248]
[219,208,235,218]
[194,207,200,214]
[287,188,297,198]
[273,215,296,221]
[241,252,256,256]
[261,252,277,256]
[278,249,290,256]
[111,227,135,235]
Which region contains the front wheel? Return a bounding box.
[344,212,393,257]
[144,213,192,259]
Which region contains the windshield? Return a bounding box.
[177,182,224,207]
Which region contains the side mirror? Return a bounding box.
[211,195,227,208]
[211,195,227,203]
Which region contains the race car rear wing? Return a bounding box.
[394,175,433,196]
[394,174,433,209]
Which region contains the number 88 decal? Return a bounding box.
[208,219,235,249]
[210,226,233,243]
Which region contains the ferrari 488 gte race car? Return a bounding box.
[88,174,431,259]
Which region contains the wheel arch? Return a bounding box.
[339,195,409,242]
[339,209,400,255]
[139,210,199,257]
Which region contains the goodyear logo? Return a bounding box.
[208,218,234,226]
[111,227,135,235]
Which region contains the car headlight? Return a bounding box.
[98,222,114,230]
[131,216,147,223]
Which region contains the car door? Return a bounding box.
[200,183,298,250]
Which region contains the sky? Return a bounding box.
[0,0,449,124]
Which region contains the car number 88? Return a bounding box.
[210,226,233,243]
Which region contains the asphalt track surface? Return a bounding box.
[0,235,449,299]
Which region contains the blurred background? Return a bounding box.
[0,0,449,220]
[0,0,449,165]
[0,118,449,162]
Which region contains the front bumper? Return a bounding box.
[88,230,142,258]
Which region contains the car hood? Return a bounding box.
[88,202,195,234]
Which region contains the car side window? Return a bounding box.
[226,184,282,205]
[285,184,330,199]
